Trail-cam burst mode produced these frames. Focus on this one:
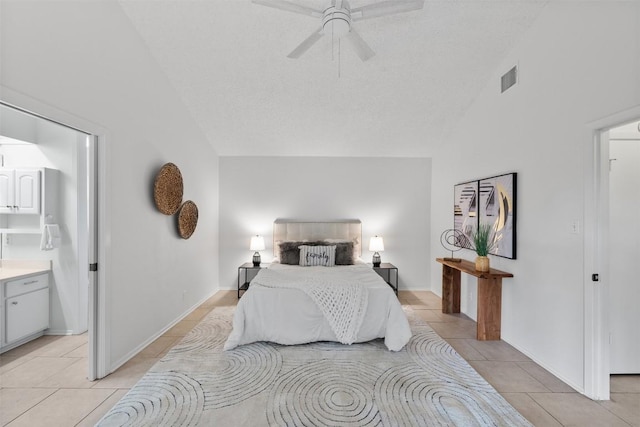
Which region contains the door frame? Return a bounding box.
[0,86,111,379]
[584,104,640,400]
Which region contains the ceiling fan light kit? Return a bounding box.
[253,0,424,62]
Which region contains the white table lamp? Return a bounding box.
[250,235,265,266]
[369,235,384,267]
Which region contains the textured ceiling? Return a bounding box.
[118,0,548,157]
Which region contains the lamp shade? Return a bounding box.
[250,235,265,251]
[369,236,384,252]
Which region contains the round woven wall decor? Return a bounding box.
[154,163,184,215]
[177,200,198,239]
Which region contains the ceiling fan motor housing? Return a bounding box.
[322,0,351,37]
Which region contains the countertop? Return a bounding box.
[0,260,51,281]
[0,267,50,281]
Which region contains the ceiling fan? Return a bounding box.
[253,0,424,61]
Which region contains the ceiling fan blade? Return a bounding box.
[345,29,375,61]
[287,27,324,59]
[252,0,323,18]
[351,0,424,21]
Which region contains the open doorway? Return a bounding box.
[585,107,640,401]
[608,120,640,375]
[0,101,99,379]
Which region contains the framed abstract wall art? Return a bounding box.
[479,172,517,259]
[453,180,478,250]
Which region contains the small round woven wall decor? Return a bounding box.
[177,200,198,239]
[154,163,184,215]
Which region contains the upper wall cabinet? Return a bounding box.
[0,169,41,214]
[0,168,57,235]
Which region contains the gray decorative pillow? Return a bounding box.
[334,241,354,265]
[279,240,354,265]
[279,241,325,265]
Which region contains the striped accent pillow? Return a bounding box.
[299,245,336,267]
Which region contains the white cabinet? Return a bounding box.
[1,272,50,351]
[0,169,41,214]
[0,168,56,235]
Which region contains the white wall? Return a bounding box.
[0,1,219,370]
[430,2,640,392]
[219,156,431,292]
[0,118,88,335]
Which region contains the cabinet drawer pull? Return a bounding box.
[23,280,38,285]
[11,301,18,305]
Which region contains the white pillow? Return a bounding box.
[299,245,336,267]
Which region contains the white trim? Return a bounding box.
[0,85,112,379]
[584,104,640,400]
[109,289,217,372]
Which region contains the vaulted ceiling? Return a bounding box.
[118,0,548,157]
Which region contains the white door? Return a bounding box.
[609,137,640,374]
[14,169,41,214]
[0,169,14,213]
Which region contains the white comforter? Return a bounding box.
[224,263,412,351]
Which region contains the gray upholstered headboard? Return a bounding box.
[273,219,362,258]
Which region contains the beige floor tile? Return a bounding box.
[0,356,79,387]
[183,307,212,322]
[429,320,477,339]
[416,309,452,322]
[138,336,180,358]
[501,392,563,427]
[76,389,129,427]
[445,338,487,361]
[467,340,531,362]
[0,335,60,358]
[200,291,236,308]
[0,354,33,375]
[0,388,56,426]
[163,320,200,337]
[517,362,576,393]
[35,357,97,389]
[64,342,88,358]
[611,375,640,393]
[27,334,87,358]
[599,393,640,426]
[6,388,116,427]
[398,291,422,303]
[92,357,159,389]
[468,360,551,393]
[529,392,631,427]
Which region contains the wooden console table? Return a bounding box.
[436,258,513,341]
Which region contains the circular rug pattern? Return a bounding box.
[99,371,204,426]
[167,314,232,356]
[202,342,283,410]
[267,359,382,426]
[375,363,525,426]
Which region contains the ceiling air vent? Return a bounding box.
[501,66,518,93]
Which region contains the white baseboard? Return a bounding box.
[109,288,219,374]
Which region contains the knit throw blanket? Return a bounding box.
[250,268,369,345]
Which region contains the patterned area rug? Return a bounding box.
[97,306,532,426]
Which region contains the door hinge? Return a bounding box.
[592,273,599,282]
[89,263,98,272]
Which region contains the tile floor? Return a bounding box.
[0,290,638,426]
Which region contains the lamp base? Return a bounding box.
[372,252,381,268]
[252,252,261,267]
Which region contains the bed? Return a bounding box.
[224,220,412,351]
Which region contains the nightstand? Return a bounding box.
[237,262,267,298]
[373,263,398,295]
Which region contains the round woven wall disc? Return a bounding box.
[177,200,198,239]
[154,163,184,215]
